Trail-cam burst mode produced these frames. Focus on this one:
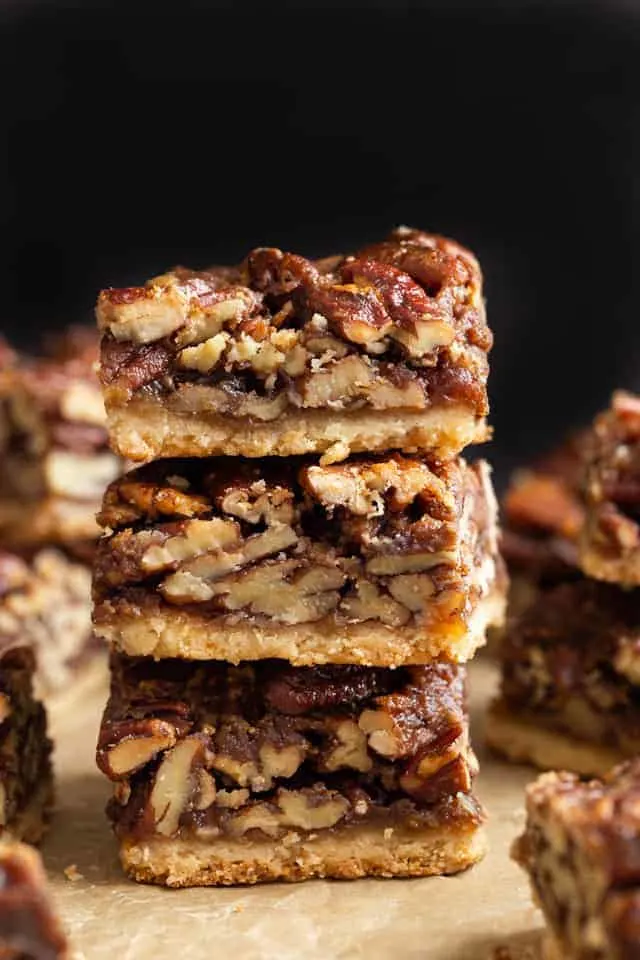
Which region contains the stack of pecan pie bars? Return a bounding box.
[92,227,506,886]
[0,328,120,848]
[489,391,640,777]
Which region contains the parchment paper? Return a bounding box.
[42,659,547,960]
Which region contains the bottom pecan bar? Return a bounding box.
[97,656,485,886]
[0,842,67,959]
[513,762,640,960]
[486,580,640,776]
[0,647,52,844]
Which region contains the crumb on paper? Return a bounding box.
[232,904,244,914]
[491,945,540,960]
[64,864,83,882]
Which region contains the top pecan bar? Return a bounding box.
[0,326,121,546]
[514,761,640,959]
[580,392,640,586]
[96,228,491,462]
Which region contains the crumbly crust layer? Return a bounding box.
[93,454,502,662]
[94,585,504,666]
[102,399,487,464]
[119,819,487,886]
[0,496,103,546]
[580,391,640,586]
[97,228,491,461]
[485,701,628,777]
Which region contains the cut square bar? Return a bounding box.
[0,549,98,701]
[96,228,491,463]
[97,655,485,886]
[0,645,52,844]
[486,580,640,776]
[93,454,504,666]
[0,842,68,959]
[513,762,640,960]
[500,433,586,622]
[0,327,121,547]
[580,391,640,586]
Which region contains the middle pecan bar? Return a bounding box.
[97,655,485,886]
[93,453,504,666]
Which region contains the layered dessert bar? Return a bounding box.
[0,645,52,843]
[486,580,640,775]
[0,326,120,547]
[500,434,586,621]
[97,654,485,886]
[96,227,491,464]
[580,391,640,586]
[0,549,98,701]
[0,842,67,959]
[93,453,504,666]
[513,762,640,960]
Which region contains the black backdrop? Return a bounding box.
[1,0,639,481]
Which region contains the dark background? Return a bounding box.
[0,0,638,480]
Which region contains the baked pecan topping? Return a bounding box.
[99,656,478,843]
[97,228,491,424]
[94,454,498,632]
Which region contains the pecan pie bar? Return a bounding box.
[97,228,491,463]
[0,326,120,546]
[486,580,640,775]
[0,645,52,844]
[513,762,640,960]
[500,433,586,622]
[0,842,67,959]
[93,453,504,666]
[580,391,640,586]
[97,655,485,886]
[0,549,99,701]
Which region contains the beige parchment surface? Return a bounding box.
[41,658,547,960]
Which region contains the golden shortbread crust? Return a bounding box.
[95,587,505,667]
[485,701,629,777]
[119,820,487,887]
[106,397,488,463]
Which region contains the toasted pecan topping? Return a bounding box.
[97,229,490,424]
[100,656,476,843]
[94,455,497,629]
